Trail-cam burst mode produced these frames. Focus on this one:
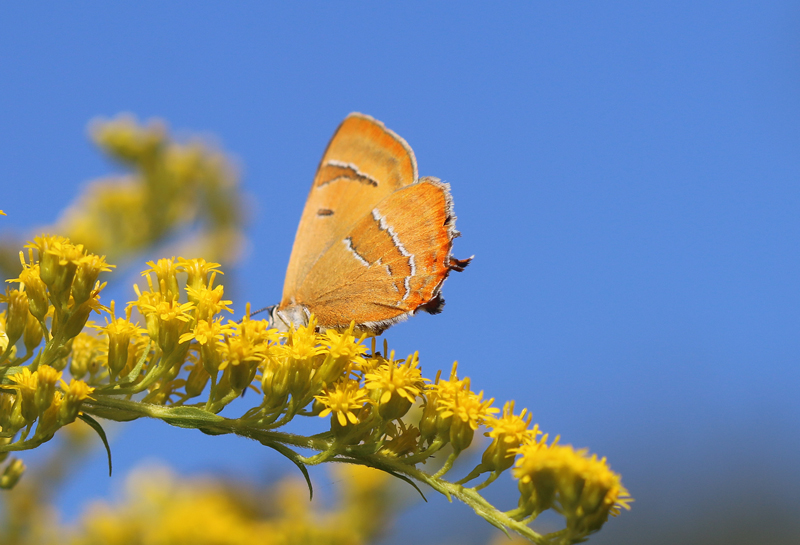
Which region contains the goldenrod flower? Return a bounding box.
[220,334,264,392]
[69,332,106,380]
[95,303,147,378]
[142,258,181,301]
[481,402,536,474]
[28,234,85,305]
[180,318,230,376]
[318,323,367,385]
[59,378,95,423]
[35,391,63,438]
[420,362,489,449]
[34,365,62,415]
[316,379,369,427]
[218,314,274,392]
[10,250,49,320]
[380,419,422,458]
[61,287,108,340]
[91,114,165,162]
[130,281,162,340]
[0,320,7,355]
[441,388,496,453]
[185,281,232,322]
[177,257,223,294]
[23,311,43,356]
[73,253,114,304]
[261,323,321,408]
[365,351,426,421]
[0,226,632,539]
[9,367,39,423]
[183,359,210,398]
[0,288,29,347]
[513,437,632,537]
[139,299,194,354]
[275,317,325,399]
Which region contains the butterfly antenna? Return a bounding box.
[240,304,277,325]
[249,305,276,318]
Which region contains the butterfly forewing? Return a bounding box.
[281,113,418,306]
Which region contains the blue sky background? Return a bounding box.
[2,3,799,543]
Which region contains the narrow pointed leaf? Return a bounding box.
[78,413,113,476]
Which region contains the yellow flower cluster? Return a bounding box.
[0,116,244,274]
[0,235,105,486]
[0,237,630,542]
[513,435,632,541]
[3,461,394,545]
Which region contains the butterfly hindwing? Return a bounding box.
[292,177,464,331]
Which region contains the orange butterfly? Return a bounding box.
[268,113,471,333]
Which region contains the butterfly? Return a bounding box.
[268,113,471,333]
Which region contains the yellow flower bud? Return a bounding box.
[59,379,95,424]
[480,403,535,474]
[184,361,210,398]
[143,258,181,301]
[35,391,62,438]
[12,247,48,313]
[10,368,39,424]
[177,257,223,295]
[34,365,62,415]
[72,254,113,305]
[69,333,104,379]
[39,238,84,305]
[23,312,43,355]
[0,322,7,355]
[0,458,26,489]
[261,357,290,409]
[2,289,29,347]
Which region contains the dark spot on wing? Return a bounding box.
[317,208,334,216]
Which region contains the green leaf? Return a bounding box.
[343,458,428,502]
[262,441,314,500]
[123,338,152,383]
[78,413,113,477]
[199,427,227,436]
[155,406,225,428]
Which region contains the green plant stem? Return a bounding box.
[79,395,550,544]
